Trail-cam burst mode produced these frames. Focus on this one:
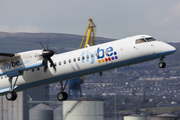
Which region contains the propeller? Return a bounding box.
[40,42,56,72]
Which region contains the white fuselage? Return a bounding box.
[0,35,176,94]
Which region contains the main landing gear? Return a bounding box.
[57,80,68,101]
[6,91,17,101]
[6,76,18,101]
[158,57,166,68]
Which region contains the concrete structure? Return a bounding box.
[53,105,63,120]
[63,101,103,120]
[0,85,49,120]
[29,103,53,120]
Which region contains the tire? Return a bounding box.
[6,91,17,101]
[158,62,166,68]
[12,91,17,101]
[57,92,68,101]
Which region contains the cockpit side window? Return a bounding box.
[145,37,157,42]
[135,39,146,44]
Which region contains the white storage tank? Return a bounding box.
[124,115,151,120]
[53,105,63,120]
[151,113,180,120]
[29,103,53,120]
[63,101,103,120]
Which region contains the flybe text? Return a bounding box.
[0,60,29,70]
[81,46,118,64]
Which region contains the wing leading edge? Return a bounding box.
[0,52,20,62]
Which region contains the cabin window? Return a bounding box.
[69,59,71,63]
[59,61,61,65]
[64,60,66,64]
[74,58,76,62]
[91,54,94,58]
[135,39,146,44]
[82,56,85,60]
[87,55,89,59]
[32,69,34,72]
[78,57,80,61]
[37,68,40,71]
[1,76,3,79]
[19,71,24,75]
[96,53,98,57]
[5,76,6,78]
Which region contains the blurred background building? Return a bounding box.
[0,85,49,120]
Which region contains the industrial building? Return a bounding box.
[28,100,103,120]
[29,104,53,120]
[63,101,103,120]
[0,85,49,120]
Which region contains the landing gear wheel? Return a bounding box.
[6,91,17,101]
[57,92,68,101]
[158,62,166,68]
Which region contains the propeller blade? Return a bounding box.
[47,39,49,50]
[40,40,56,72]
[43,59,48,72]
[40,42,46,51]
[48,58,56,71]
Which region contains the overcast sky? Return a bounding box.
[0,0,180,42]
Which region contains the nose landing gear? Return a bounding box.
[158,57,166,68]
[158,61,166,68]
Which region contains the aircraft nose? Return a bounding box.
[160,42,176,55]
[165,44,176,54]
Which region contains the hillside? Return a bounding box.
[0,32,114,53]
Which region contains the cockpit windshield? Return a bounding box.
[135,37,157,44]
[145,37,157,42]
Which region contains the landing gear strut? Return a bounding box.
[158,57,166,68]
[57,80,68,101]
[6,76,18,101]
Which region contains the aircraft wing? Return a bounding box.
[0,52,20,62]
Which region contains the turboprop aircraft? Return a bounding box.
[0,35,176,101]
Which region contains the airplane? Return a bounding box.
[0,34,176,101]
